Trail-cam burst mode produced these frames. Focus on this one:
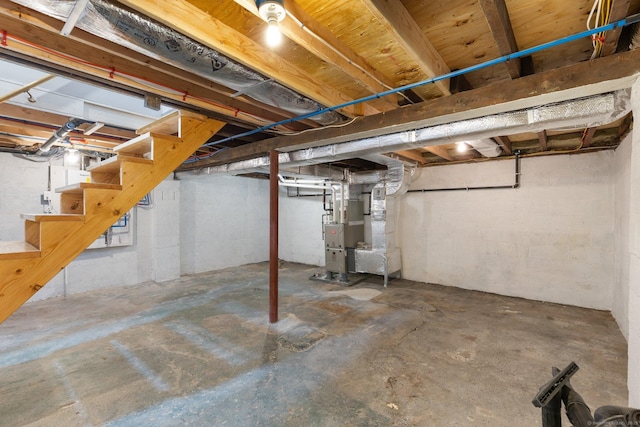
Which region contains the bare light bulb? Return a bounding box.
[266,20,282,47]
[65,148,79,164]
[456,142,468,153]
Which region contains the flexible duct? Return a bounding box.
[14,0,341,125]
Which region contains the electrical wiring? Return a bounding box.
[588,0,612,59]
[269,116,360,136]
[181,13,640,165]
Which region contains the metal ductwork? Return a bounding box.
[36,117,85,154]
[14,0,341,125]
[348,154,411,286]
[194,90,630,177]
[466,138,502,157]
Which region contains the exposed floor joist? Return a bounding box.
[233,0,398,111]
[118,0,380,117]
[602,0,633,56]
[478,0,521,79]
[423,146,454,162]
[538,130,548,151]
[359,0,451,97]
[0,0,312,131]
[493,136,513,155]
[182,49,640,170]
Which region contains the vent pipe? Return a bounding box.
[36,118,85,155]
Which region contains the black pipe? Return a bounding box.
[407,151,521,193]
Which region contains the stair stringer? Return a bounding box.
[0,117,224,323]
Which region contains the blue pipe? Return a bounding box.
[184,13,640,164]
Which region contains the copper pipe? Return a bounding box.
[269,150,279,323]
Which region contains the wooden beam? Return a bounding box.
[360,0,451,96]
[0,104,135,140]
[0,119,122,149]
[602,0,632,56]
[0,1,313,130]
[494,136,513,155]
[184,49,640,170]
[394,149,427,164]
[423,146,454,161]
[119,0,379,117]
[538,130,548,151]
[478,0,521,79]
[233,0,397,111]
[581,127,597,148]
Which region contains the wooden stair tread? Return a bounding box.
[88,155,153,173]
[136,110,207,136]
[0,241,40,260]
[21,213,85,222]
[55,182,122,194]
[114,133,154,157]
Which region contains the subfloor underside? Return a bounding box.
[0,262,628,426]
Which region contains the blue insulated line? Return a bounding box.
[185,13,640,164]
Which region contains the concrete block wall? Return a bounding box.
[399,152,615,310]
[179,174,269,274]
[278,191,325,266]
[0,154,273,305]
[613,134,632,340]
[0,156,48,241]
[626,80,640,406]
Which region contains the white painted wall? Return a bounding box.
[399,152,615,310]
[179,174,269,274]
[0,154,273,302]
[278,191,325,266]
[613,134,632,340]
[626,80,640,406]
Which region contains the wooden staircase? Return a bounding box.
[0,111,224,323]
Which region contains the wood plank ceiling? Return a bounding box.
[0,0,639,170]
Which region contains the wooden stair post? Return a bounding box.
[0,111,224,323]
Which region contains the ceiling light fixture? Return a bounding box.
[256,0,286,47]
[456,142,468,153]
[65,148,79,164]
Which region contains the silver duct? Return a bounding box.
[194,90,630,177]
[349,154,411,286]
[466,138,502,157]
[15,0,341,125]
[37,117,85,154]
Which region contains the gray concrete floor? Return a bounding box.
[0,262,628,426]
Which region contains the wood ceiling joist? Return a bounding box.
[423,146,454,162]
[0,119,121,149]
[186,48,640,170]
[602,0,632,56]
[0,104,135,140]
[393,149,428,164]
[493,136,513,155]
[581,127,597,148]
[0,0,314,131]
[538,130,548,151]
[478,0,521,79]
[118,0,380,118]
[359,0,451,97]
[233,0,398,111]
